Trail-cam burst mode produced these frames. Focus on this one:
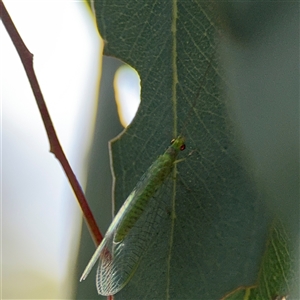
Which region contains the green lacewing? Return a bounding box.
[80,43,217,295]
[80,136,186,295]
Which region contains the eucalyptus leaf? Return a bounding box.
[81,1,297,299]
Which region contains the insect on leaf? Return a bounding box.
[80,2,270,299]
[81,137,186,295]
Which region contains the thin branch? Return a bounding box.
[0,0,102,246]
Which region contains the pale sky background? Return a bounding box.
[2,2,140,298]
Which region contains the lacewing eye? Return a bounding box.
[170,139,185,151]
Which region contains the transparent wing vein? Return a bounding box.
[96,179,173,296]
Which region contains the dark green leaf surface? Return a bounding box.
[94,2,269,299]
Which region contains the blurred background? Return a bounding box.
[1,1,140,298]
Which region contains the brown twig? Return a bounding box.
[0,0,102,246]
